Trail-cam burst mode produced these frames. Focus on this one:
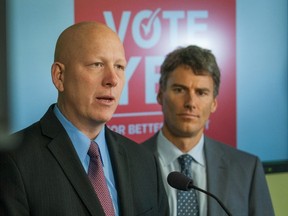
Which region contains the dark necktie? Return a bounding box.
[177,154,200,216]
[88,141,115,215]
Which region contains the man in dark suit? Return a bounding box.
[141,45,274,216]
[0,21,169,216]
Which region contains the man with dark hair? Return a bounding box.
[142,45,274,216]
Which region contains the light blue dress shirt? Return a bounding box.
[157,130,207,216]
[53,105,119,215]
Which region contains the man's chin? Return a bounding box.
[96,115,114,124]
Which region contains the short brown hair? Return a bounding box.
[159,45,221,97]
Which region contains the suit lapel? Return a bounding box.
[204,137,230,216]
[41,106,105,216]
[105,128,134,216]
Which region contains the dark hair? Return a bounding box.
[159,45,221,97]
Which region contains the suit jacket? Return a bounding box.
[0,106,169,216]
[141,132,274,216]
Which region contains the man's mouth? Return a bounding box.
[96,96,115,104]
[178,113,200,118]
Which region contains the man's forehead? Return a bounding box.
[167,72,214,86]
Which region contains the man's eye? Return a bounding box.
[173,87,184,93]
[114,64,125,71]
[93,62,104,68]
[197,90,208,96]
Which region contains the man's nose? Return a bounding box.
[103,66,118,87]
[184,91,196,109]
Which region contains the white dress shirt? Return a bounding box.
[156,130,207,216]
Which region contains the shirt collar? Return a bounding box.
[53,104,105,166]
[157,130,205,167]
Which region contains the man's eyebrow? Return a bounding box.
[171,83,187,88]
[196,87,210,91]
[171,83,211,91]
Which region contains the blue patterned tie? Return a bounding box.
[177,154,200,216]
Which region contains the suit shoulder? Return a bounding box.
[107,128,153,154]
[7,121,41,146]
[205,136,259,162]
[139,133,159,153]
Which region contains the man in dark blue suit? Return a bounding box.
[141,45,274,216]
[0,21,169,216]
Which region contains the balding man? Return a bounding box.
[0,22,169,216]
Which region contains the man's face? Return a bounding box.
[54,27,126,129]
[158,65,217,139]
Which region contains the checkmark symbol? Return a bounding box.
[141,8,161,36]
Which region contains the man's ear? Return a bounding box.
[157,91,163,105]
[210,98,218,113]
[51,62,65,92]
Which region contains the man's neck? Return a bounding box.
[161,127,203,153]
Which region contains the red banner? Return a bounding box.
[75,0,236,146]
